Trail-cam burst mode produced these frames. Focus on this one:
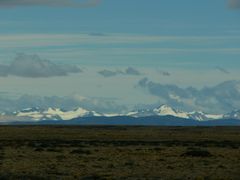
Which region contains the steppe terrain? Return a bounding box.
[0,126,239,179]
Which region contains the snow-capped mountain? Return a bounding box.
[154,105,223,121]
[0,104,236,122]
[127,109,155,117]
[126,105,188,118]
[153,105,189,119]
[224,110,240,120]
[188,111,224,121]
[127,105,224,121]
[13,107,102,121]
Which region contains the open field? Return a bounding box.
[0,126,239,179]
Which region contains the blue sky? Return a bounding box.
[0,0,239,35]
[0,0,240,113]
[0,0,239,67]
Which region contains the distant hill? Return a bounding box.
[8,116,240,126]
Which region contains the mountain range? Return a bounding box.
[0,105,240,125]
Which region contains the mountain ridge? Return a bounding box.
[0,105,240,124]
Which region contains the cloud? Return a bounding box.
[125,67,141,75]
[0,53,82,78]
[71,94,127,113]
[98,67,142,78]
[98,70,118,78]
[216,66,230,74]
[162,72,171,76]
[0,94,127,113]
[156,69,171,76]
[0,0,101,8]
[228,0,240,9]
[1,34,240,55]
[138,78,240,113]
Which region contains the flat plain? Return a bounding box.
[0,126,239,179]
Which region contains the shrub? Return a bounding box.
[70,149,91,155]
[181,148,212,157]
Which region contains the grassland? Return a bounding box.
[0,126,239,179]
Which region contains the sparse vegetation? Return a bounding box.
[181,147,213,157]
[0,126,239,179]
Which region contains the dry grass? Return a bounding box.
[0,126,239,179]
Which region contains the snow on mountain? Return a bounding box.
[17,111,47,121]
[126,109,155,118]
[44,107,98,120]
[187,111,206,121]
[205,114,224,120]
[127,105,224,121]
[16,107,102,121]
[224,110,240,119]
[103,113,123,117]
[153,105,189,119]
[188,111,224,121]
[0,104,234,122]
[128,105,190,119]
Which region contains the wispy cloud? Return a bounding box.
[88,32,106,37]
[1,33,240,64]
[0,0,101,8]
[156,69,171,76]
[1,34,240,49]
[216,66,230,74]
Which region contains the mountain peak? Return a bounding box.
[154,104,176,114]
[224,109,240,119]
[0,105,237,122]
[154,105,189,119]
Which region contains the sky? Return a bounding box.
[0,0,240,113]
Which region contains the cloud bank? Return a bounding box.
[0,94,126,113]
[98,67,142,78]
[138,78,240,113]
[0,53,82,78]
[0,0,101,8]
